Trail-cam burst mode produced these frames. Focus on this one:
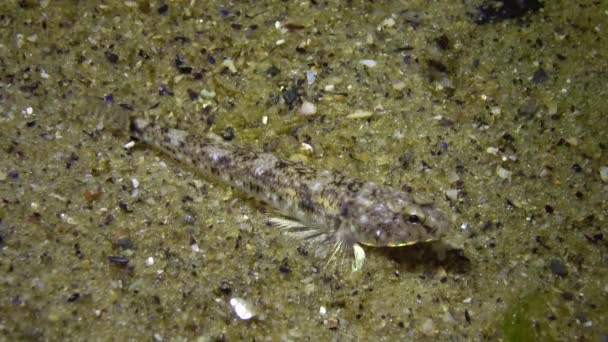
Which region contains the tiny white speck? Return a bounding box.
[319,306,327,315]
[40,70,49,79]
[124,140,136,149]
[131,178,139,188]
[25,107,34,115]
[276,39,285,45]
[191,243,200,253]
[262,116,268,125]
[463,297,472,304]
[146,257,154,266]
[460,223,468,230]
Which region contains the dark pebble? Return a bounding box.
[572,164,582,173]
[101,213,115,226]
[561,291,574,301]
[118,201,132,213]
[178,66,192,74]
[434,34,450,50]
[403,54,411,65]
[532,67,548,83]
[544,205,554,214]
[282,86,300,110]
[105,51,119,64]
[8,170,19,180]
[158,83,174,96]
[67,293,80,302]
[187,88,198,101]
[219,281,232,295]
[221,126,235,141]
[465,309,472,323]
[279,258,291,274]
[218,7,230,17]
[266,65,281,77]
[158,4,168,14]
[296,246,309,256]
[584,233,603,243]
[476,0,542,24]
[550,258,568,277]
[114,237,134,250]
[119,103,134,111]
[103,94,114,102]
[108,256,130,265]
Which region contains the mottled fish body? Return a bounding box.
[130,118,449,270]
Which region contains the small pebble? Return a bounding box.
[550,258,568,277]
[420,318,436,336]
[306,70,317,85]
[392,80,406,90]
[221,58,237,73]
[599,166,608,183]
[359,59,377,68]
[496,166,512,179]
[347,109,373,119]
[229,297,256,320]
[298,101,317,115]
[445,189,458,201]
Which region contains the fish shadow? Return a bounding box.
[374,241,471,275]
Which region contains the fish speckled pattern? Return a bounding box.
[130,117,450,271]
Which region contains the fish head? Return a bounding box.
[347,190,450,248]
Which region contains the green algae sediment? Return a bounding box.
[1,0,607,340]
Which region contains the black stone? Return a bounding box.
[476,0,542,24]
[550,258,568,277]
[532,68,548,83]
[221,126,235,141]
[114,238,134,250]
[105,51,119,63]
[108,256,130,265]
[282,86,300,110]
